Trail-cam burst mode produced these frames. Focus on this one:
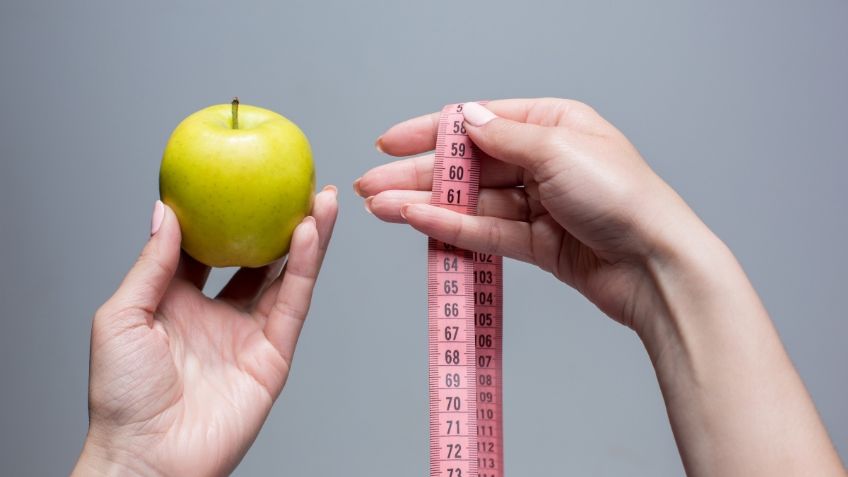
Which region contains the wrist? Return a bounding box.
[636,209,760,362]
[73,430,163,477]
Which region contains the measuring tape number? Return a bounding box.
[428,103,504,477]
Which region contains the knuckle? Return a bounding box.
[477,193,489,217]
[498,120,523,139]
[287,256,320,281]
[550,97,594,115]
[513,189,532,221]
[137,247,175,279]
[272,300,309,322]
[449,214,466,246]
[541,97,601,129]
[486,221,502,253]
[565,98,593,112]
[413,156,432,190]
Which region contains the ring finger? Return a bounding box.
[366,188,542,223]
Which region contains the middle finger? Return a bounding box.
[355,154,524,198]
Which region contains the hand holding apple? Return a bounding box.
[72,98,338,476]
[73,188,338,477]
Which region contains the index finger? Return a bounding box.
[376,112,440,157]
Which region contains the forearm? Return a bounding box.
[640,219,844,476]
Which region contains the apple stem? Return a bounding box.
[231,97,239,129]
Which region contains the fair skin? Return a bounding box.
[356,99,845,476]
[76,99,845,476]
[73,186,338,476]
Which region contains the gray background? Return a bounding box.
[0,0,845,475]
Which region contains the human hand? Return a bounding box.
[355,99,710,334]
[73,186,338,477]
[356,100,847,475]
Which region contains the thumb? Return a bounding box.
[101,201,182,319]
[461,101,558,172]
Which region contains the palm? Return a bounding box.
[550,228,653,330]
[91,271,291,475]
[506,181,651,329]
[124,284,289,474]
[82,188,338,476]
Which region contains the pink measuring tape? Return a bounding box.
[429,103,504,477]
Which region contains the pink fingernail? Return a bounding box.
[353,178,364,197]
[462,102,497,126]
[400,204,410,220]
[323,184,338,196]
[303,216,316,227]
[375,136,385,153]
[364,196,374,215]
[150,200,165,236]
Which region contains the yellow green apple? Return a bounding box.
[159,99,314,268]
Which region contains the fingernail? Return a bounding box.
[353,178,364,197]
[323,184,338,196]
[462,102,497,127]
[364,196,374,215]
[150,200,165,236]
[399,204,410,220]
[303,215,316,227]
[375,136,385,153]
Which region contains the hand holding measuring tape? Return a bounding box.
[359,98,690,333]
[357,98,845,475]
